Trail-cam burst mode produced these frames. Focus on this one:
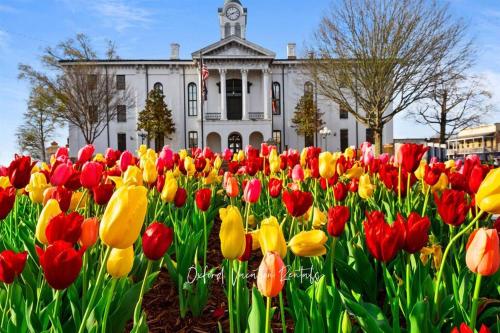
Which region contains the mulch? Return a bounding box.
[136,215,294,332]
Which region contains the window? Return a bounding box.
[228,132,243,153]
[272,82,281,115]
[117,105,126,122]
[235,23,241,38]
[117,133,127,151]
[188,131,198,149]
[116,75,126,90]
[188,83,198,116]
[224,23,231,38]
[154,82,163,92]
[87,75,97,90]
[88,105,98,124]
[340,129,349,152]
[339,105,348,119]
[272,130,281,150]
[366,128,374,144]
[304,81,314,95]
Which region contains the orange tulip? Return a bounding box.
[466,228,500,276]
[79,218,99,248]
[257,251,286,298]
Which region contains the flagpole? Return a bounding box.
[200,52,205,149]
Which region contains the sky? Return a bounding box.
[0,0,499,164]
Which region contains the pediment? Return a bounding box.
[192,36,275,60]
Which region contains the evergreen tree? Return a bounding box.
[291,92,324,146]
[137,88,176,148]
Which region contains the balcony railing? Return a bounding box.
[249,112,264,120]
[205,113,221,121]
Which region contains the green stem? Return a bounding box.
[433,211,484,307]
[398,164,402,206]
[1,284,11,329]
[330,237,339,286]
[279,291,287,333]
[421,186,430,216]
[82,252,88,310]
[235,261,241,333]
[133,260,153,325]
[102,279,118,333]
[406,254,411,313]
[265,296,271,333]
[203,212,207,270]
[406,171,411,214]
[78,246,111,333]
[469,274,482,330]
[228,260,235,333]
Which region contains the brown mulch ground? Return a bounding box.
[138,216,294,332]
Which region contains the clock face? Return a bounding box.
[226,7,240,21]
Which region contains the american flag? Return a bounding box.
[202,63,209,101]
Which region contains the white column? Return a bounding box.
[220,69,227,120]
[241,69,248,120]
[262,69,270,120]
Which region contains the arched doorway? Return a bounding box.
[249,131,264,148]
[228,132,242,153]
[207,132,222,153]
[227,79,242,120]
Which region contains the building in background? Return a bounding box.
[393,138,447,161]
[64,0,393,156]
[447,123,500,164]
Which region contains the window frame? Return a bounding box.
[116,75,126,90]
[117,133,127,151]
[187,82,198,116]
[117,105,127,123]
[340,128,349,152]
[272,130,282,151]
[339,105,349,119]
[188,131,198,149]
[272,82,281,115]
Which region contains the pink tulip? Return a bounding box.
[243,178,261,203]
[361,142,374,166]
[80,162,103,189]
[77,145,95,164]
[51,163,73,186]
[158,146,174,171]
[292,164,304,182]
[379,153,390,164]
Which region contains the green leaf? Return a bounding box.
[248,287,265,333]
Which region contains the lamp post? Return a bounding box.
[319,126,332,151]
[138,131,147,146]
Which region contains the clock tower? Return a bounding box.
[219,0,247,39]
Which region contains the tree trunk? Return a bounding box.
[439,95,448,144]
[373,127,383,156]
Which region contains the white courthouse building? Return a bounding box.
[67,0,393,155]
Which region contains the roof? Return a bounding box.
[192,35,275,60]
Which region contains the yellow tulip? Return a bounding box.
[258,216,287,259]
[93,153,106,163]
[0,176,11,189]
[203,169,219,185]
[247,214,256,227]
[237,150,245,162]
[142,158,158,184]
[269,149,281,174]
[309,207,327,228]
[300,148,308,167]
[184,156,196,176]
[137,144,147,159]
[69,191,87,211]
[36,199,62,244]
[123,165,143,186]
[344,147,355,159]
[40,162,50,172]
[25,173,50,204]
[251,230,261,250]
[358,174,375,199]
[319,152,337,179]
[107,246,134,278]
[414,160,427,180]
[476,168,500,214]
[345,164,364,179]
[445,159,456,171]
[100,185,148,249]
[219,205,246,259]
[288,230,328,257]
[179,149,188,160]
[431,173,448,193]
[214,156,223,170]
[161,172,178,203]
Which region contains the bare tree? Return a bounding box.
[409,73,492,144]
[308,0,472,153]
[16,86,60,161]
[18,33,131,145]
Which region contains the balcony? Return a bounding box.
[249,112,264,120]
[205,113,221,121]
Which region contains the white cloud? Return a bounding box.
[0,30,9,51]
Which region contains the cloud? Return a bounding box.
[0,30,9,51]
[0,4,16,13]
[92,0,153,32]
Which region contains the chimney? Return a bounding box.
[287,43,296,60]
[170,43,180,60]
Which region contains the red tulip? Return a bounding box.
[92,183,114,205]
[449,172,467,192]
[268,178,282,198]
[424,163,445,186]
[243,179,261,203]
[397,143,428,173]
[7,155,33,189]
[174,187,187,208]
[397,212,430,253]
[79,218,99,248]
[64,170,82,191]
[55,147,69,160]
[50,163,74,186]
[466,228,500,276]
[0,250,28,284]
[327,206,350,237]
[333,182,348,201]
[45,212,84,244]
[36,241,85,290]
[282,190,313,217]
[348,179,358,192]
[246,157,261,176]
[50,186,72,212]
[363,211,404,262]
[142,222,173,261]
[77,144,95,164]
[451,323,491,333]
[80,162,103,189]
[468,164,489,194]
[194,158,207,173]
[195,188,212,212]
[119,150,134,172]
[0,186,16,220]
[105,148,120,167]
[238,234,253,262]
[434,189,469,227]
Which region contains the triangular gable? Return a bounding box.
[192,35,275,59]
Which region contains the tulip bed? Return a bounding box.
[0,143,499,333]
